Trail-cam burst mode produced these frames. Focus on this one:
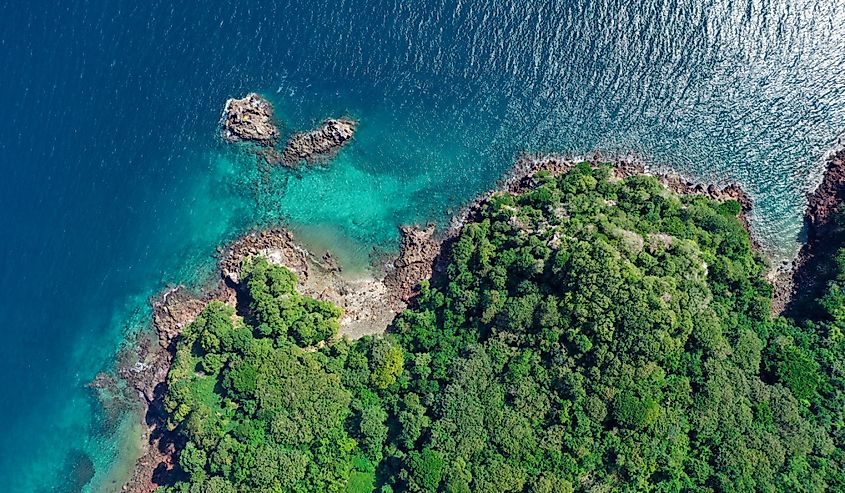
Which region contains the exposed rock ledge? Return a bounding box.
[384,225,442,303]
[220,93,280,145]
[118,282,236,493]
[280,118,357,166]
[784,146,845,314]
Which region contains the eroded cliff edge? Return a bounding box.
[786,147,845,315]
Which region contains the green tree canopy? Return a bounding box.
[160,164,845,492]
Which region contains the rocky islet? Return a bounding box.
[279,117,357,166]
[220,93,280,146]
[220,94,357,167]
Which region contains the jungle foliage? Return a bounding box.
[160,164,845,492]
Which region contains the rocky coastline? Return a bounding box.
[115,223,438,491]
[117,148,845,491]
[785,146,845,314]
[116,282,236,492]
[447,153,754,240]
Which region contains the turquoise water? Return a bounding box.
[1,1,844,491]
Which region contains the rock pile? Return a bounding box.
[280,118,357,166]
[220,94,357,166]
[385,225,442,302]
[220,93,280,145]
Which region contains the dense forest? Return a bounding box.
[160,164,845,492]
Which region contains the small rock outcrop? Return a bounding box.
[281,118,357,166]
[221,93,280,145]
[151,287,210,349]
[220,93,356,167]
[219,228,311,285]
[385,225,442,302]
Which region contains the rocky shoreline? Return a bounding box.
[114,146,845,491]
[785,146,845,314]
[115,223,438,491]
[115,282,236,492]
[447,153,753,240]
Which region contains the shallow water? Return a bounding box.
[1,0,844,491]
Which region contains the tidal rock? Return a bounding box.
[218,228,310,284]
[385,224,441,302]
[221,93,280,145]
[151,286,207,348]
[281,118,357,166]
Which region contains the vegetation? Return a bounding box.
[160,164,845,492]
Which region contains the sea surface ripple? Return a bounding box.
[0,0,843,491]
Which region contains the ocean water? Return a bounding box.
[1,0,844,491]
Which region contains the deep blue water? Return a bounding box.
[1,0,844,491]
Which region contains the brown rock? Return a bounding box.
[120,283,236,493]
[787,147,845,313]
[281,118,357,166]
[218,228,310,284]
[385,225,442,302]
[151,286,207,348]
[221,93,280,145]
